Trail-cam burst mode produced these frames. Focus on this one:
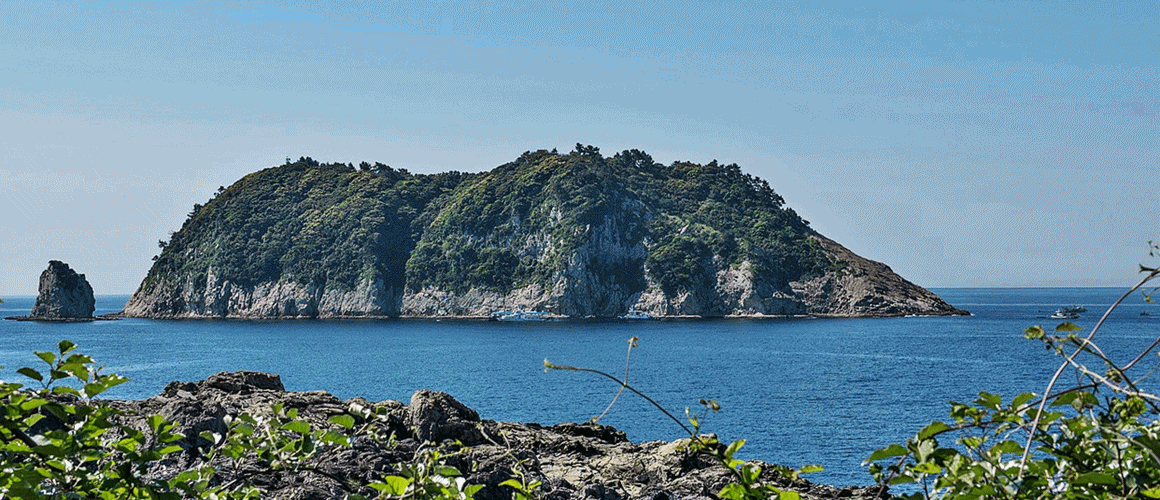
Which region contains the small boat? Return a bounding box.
[489,310,551,322]
[618,309,655,320]
[1050,307,1082,320]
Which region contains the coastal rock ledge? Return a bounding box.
[103,372,889,500]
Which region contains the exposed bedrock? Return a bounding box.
[102,372,888,500]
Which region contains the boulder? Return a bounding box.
[406,389,485,444]
[30,260,95,318]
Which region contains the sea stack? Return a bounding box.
[30,260,95,319]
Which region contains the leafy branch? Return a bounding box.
[864,250,1160,499]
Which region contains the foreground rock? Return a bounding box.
[30,260,95,319]
[106,372,888,500]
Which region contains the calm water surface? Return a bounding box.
[2,288,1157,486]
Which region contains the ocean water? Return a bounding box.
[1,288,1157,486]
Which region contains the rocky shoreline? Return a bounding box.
[4,313,120,322]
[99,371,888,500]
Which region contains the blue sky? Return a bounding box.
[1,1,1157,295]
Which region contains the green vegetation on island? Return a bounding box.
[127,145,963,318]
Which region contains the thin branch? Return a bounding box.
[1018,269,1160,475]
[1122,336,1160,372]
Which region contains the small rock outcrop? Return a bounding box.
[30,260,95,319]
[104,372,888,500]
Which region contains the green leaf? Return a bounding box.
[974,392,1002,410]
[1011,392,1036,409]
[320,430,350,446]
[17,367,43,382]
[199,430,221,445]
[35,351,56,365]
[1055,322,1082,332]
[909,462,942,474]
[19,398,47,411]
[778,492,802,500]
[960,436,984,449]
[35,444,67,458]
[1073,472,1116,485]
[1051,391,1099,411]
[23,413,45,428]
[146,414,165,433]
[281,420,311,435]
[889,475,917,485]
[328,414,355,430]
[1024,325,1045,339]
[158,444,183,455]
[83,382,107,398]
[58,340,77,355]
[717,483,747,500]
[989,440,1023,455]
[724,439,745,459]
[918,421,950,440]
[382,475,411,495]
[433,465,461,477]
[864,444,908,464]
[797,464,824,475]
[51,386,81,397]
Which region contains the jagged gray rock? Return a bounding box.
[104,372,889,500]
[791,236,968,317]
[30,260,95,319]
[406,389,485,444]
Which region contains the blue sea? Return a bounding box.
[2,288,1157,487]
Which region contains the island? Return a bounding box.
[123,146,967,319]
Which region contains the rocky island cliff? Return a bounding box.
[123,146,966,319]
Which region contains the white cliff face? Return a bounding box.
[396,203,817,318]
[123,232,965,319]
[123,270,398,319]
[400,201,650,317]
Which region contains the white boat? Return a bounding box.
[489,310,551,322]
[1050,308,1081,320]
[619,309,655,320]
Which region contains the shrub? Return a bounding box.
[0,341,487,499]
[864,246,1160,499]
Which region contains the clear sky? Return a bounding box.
[2,1,1157,296]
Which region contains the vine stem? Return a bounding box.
[545,358,763,488]
[545,359,695,437]
[594,336,638,423]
